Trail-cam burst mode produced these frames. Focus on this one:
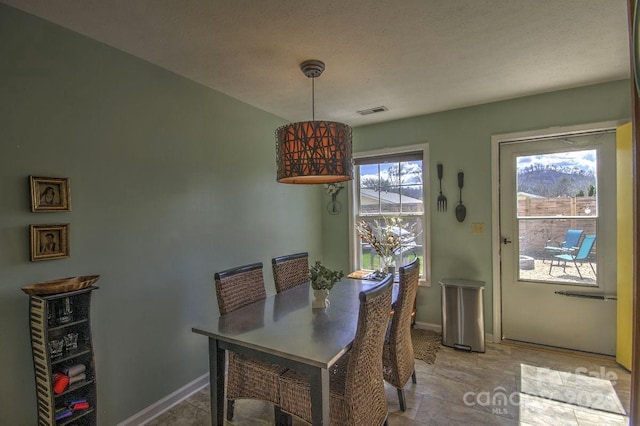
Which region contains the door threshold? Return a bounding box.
[500,338,616,361]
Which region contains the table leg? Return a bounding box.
[309,367,330,425]
[209,338,225,426]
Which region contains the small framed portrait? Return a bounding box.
[30,224,70,261]
[30,176,71,212]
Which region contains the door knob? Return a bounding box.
[502,238,512,244]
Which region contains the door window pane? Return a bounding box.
[519,218,597,285]
[516,150,597,216]
[516,150,598,285]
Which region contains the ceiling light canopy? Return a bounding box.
[276,60,353,184]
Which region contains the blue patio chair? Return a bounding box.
[543,229,584,262]
[548,235,596,279]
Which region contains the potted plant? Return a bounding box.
[308,261,344,308]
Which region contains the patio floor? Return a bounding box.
[519,256,597,285]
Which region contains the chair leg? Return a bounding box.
[397,388,407,411]
[226,399,235,421]
[283,412,293,426]
[573,260,583,279]
[589,262,596,276]
[275,406,292,426]
[412,370,417,384]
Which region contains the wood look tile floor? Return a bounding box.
[146,341,631,425]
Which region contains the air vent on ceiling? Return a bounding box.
[357,106,388,116]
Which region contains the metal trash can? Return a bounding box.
[440,278,485,353]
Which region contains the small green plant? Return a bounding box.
[308,261,344,291]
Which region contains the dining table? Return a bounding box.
[192,277,398,426]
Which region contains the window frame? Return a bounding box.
[348,143,431,285]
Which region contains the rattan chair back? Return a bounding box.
[272,252,309,293]
[383,258,420,411]
[214,262,267,315]
[277,274,392,425]
[342,274,394,416]
[213,262,285,422]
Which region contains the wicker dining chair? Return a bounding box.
[382,258,420,411]
[278,274,393,426]
[214,262,287,422]
[272,252,309,293]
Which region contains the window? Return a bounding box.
[350,144,430,283]
[516,148,600,285]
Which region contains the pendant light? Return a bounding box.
[275,60,353,184]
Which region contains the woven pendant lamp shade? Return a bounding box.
[276,120,353,184]
[275,59,353,184]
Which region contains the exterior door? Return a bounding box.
[499,130,617,355]
[616,122,633,369]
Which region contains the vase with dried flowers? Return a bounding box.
[324,183,344,199]
[308,261,344,308]
[355,217,404,277]
[324,183,344,214]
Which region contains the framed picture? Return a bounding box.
[30,224,70,261]
[30,176,71,212]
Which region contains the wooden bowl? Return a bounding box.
[21,275,100,296]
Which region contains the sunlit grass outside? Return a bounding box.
[361,251,423,271]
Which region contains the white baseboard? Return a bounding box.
[413,321,494,344]
[414,320,441,332]
[117,373,209,426]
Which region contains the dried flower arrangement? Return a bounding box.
[324,183,344,197]
[355,217,404,260]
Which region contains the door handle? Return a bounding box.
[502,238,512,244]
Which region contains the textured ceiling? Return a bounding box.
[1,0,631,127]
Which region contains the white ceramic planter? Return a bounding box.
[312,289,330,308]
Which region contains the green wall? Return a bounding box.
[323,79,631,331]
[0,5,323,425]
[0,3,632,424]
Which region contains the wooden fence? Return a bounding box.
[517,197,597,257]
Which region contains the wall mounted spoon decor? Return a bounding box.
[456,172,467,222]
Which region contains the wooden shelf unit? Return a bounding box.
[28,287,98,426]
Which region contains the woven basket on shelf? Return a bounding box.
[21,275,100,296]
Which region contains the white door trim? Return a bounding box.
[490,120,626,344]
